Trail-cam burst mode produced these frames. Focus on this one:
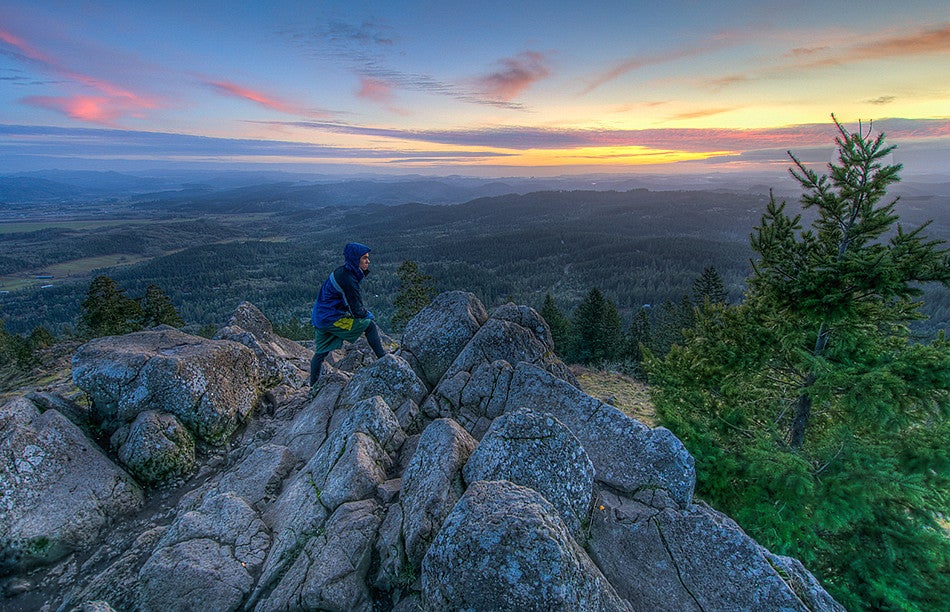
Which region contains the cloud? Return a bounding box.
[475,51,551,102]
[204,79,308,115]
[280,20,531,110]
[767,23,950,74]
[669,107,738,121]
[582,38,731,94]
[0,124,512,162]
[277,118,950,153]
[22,95,124,123]
[1,27,161,125]
[867,95,896,105]
[356,77,394,103]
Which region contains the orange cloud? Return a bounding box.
[848,23,950,59]
[783,23,950,71]
[477,51,550,102]
[206,79,303,115]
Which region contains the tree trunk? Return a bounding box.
[790,373,817,449]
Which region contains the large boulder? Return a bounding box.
[337,353,428,413]
[138,492,271,611]
[113,410,196,486]
[587,487,845,612]
[72,327,261,445]
[214,301,312,389]
[0,397,144,573]
[400,418,478,569]
[400,291,488,388]
[505,362,696,507]
[421,480,630,611]
[255,499,383,612]
[420,304,577,438]
[463,407,594,539]
[251,396,404,608]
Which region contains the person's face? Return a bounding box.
[359,253,370,271]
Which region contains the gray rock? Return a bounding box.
[506,362,696,507]
[402,418,478,568]
[79,602,117,612]
[587,487,841,611]
[400,291,488,387]
[273,379,342,460]
[252,396,403,607]
[214,301,312,389]
[115,410,195,486]
[338,353,428,413]
[463,407,594,539]
[255,499,382,612]
[0,397,143,573]
[374,503,407,593]
[138,492,270,611]
[72,327,260,445]
[421,480,630,611]
[216,443,298,508]
[420,305,577,438]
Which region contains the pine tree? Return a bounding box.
[647,118,950,610]
[391,260,436,332]
[141,284,184,328]
[540,293,571,357]
[692,266,727,305]
[569,287,623,364]
[625,306,652,363]
[80,275,144,338]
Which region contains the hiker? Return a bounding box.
[309,241,386,386]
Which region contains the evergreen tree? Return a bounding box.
[568,287,623,364]
[391,260,436,332]
[692,266,727,304]
[274,316,311,341]
[626,306,652,363]
[540,293,571,357]
[647,118,950,610]
[80,275,144,338]
[141,284,184,328]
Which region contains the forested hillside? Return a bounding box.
[1,183,948,340]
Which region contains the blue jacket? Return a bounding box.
[311,242,373,329]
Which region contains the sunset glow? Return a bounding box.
[1,1,948,176]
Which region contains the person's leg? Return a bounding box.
[309,350,329,385]
[364,322,386,358]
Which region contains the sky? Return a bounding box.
[1,0,949,178]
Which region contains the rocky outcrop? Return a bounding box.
[214,301,311,389]
[400,291,487,388]
[1,294,844,612]
[422,479,629,611]
[0,397,144,574]
[72,327,260,446]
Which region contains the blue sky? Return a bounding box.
[2,1,948,176]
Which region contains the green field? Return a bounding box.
[0,219,138,234]
[0,254,151,291]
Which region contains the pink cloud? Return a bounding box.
[22,95,120,123]
[477,51,551,102]
[206,79,305,115]
[1,27,161,124]
[0,28,56,65]
[357,77,393,103]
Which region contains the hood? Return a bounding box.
[343,242,371,276]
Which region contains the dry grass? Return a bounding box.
[570,365,656,426]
